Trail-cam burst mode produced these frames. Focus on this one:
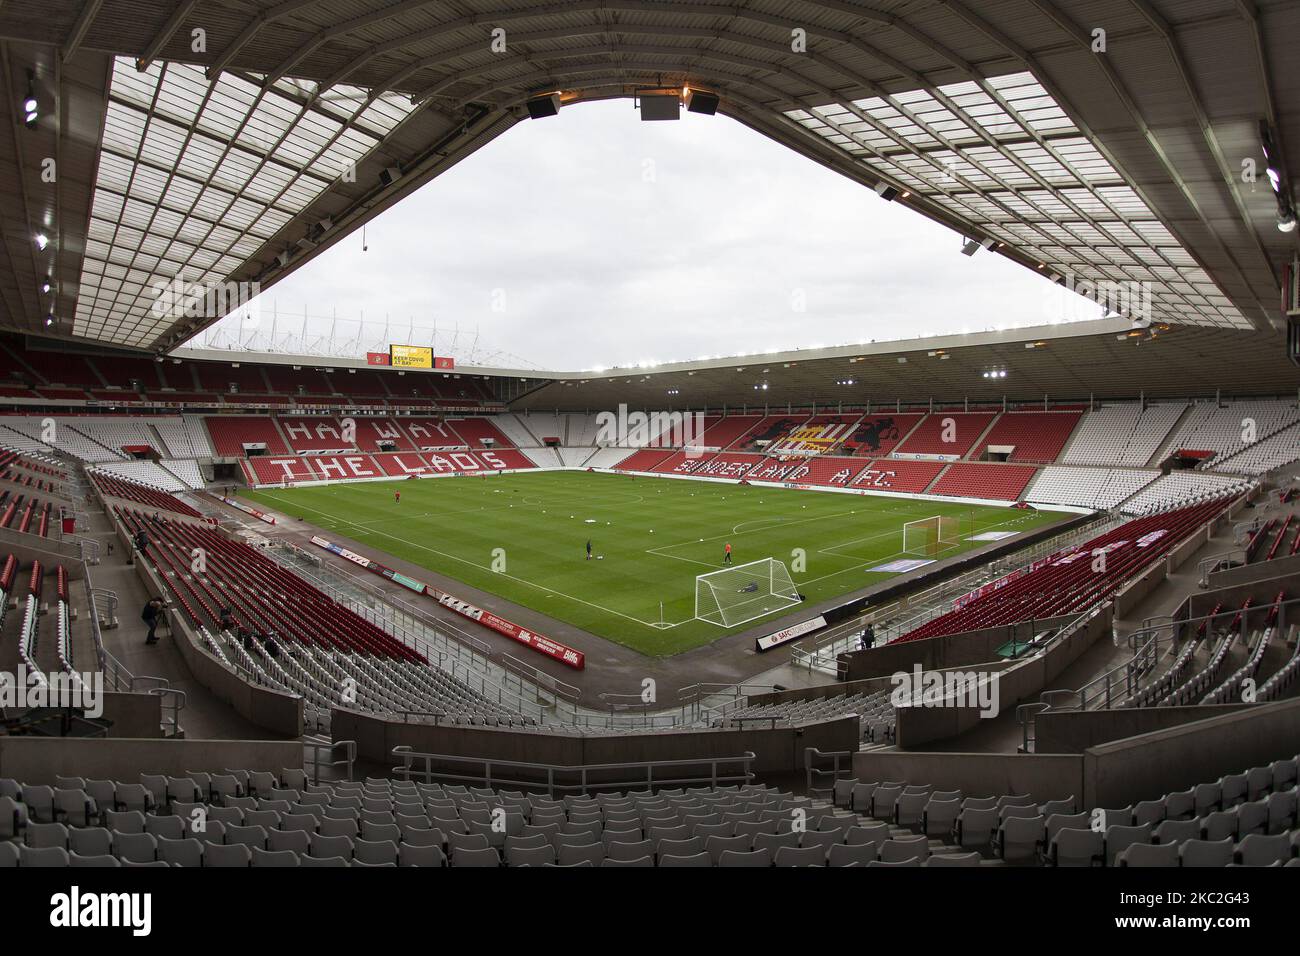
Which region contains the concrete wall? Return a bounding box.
[332,708,861,780]
[1035,703,1253,754]
[0,737,303,785]
[747,675,898,707]
[839,614,1078,682]
[850,698,1300,810]
[853,750,1084,803]
[170,630,303,738]
[888,607,1113,747]
[1207,553,1300,590]
[100,691,164,738]
[0,528,85,574]
[1083,697,1300,808]
[1187,573,1299,627]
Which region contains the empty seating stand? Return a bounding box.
[90,470,204,519]
[899,496,1234,642]
[975,410,1083,463]
[929,463,1038,501]
[5,754,1292,869]
[115,507,422,663]
[893,411,996,458]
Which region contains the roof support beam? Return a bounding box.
[62,0,104,63]
[136,0,202,72]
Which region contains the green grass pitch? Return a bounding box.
[243,470,1064,656]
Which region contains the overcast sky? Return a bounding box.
[209,99,1096,371]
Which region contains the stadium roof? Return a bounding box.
[169,316,1299,406]
[0,0,1297,354]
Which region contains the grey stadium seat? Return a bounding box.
[1235,833,1292,867]
[399,843,447,867]
[157,836,204,867]
[69,827,113,857]
[20,846,70,867]
[252,848,300,867]
[1104,824,1152,867]
[204,843,252,867]
[113,832,158,864]
[452,846,501,867]
[718,848,771,867]
[25,822,69,849]
[1049,828,1102,867]
[310,834,355,861]
[1117,842,1180,867]
[828,843,877,867]
[353,838,399,866]
[1178,838,1234,868]
[774,846,825,867]
[879,835,930,864]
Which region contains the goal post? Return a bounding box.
[695,557,801,627]
[902,515,961,558]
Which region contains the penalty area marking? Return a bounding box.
[251,490,689,630]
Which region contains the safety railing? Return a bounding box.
[119,676,187,738]
[391,745,756,797]
[267,547,550,720]
[98,647,135,693]
[1016,702,1051,754]
[804,747,853,800]
[275,542,587,704]
[72,536,101,564]
[1198,548,1248,586]
[1021,593,1299,748]
[678,681,783,727]
[304,735,355,784]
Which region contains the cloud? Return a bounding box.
[216,99,1074,369]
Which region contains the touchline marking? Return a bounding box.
[252,491,685,629]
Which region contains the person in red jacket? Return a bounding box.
[723,542,732,565]
[395,490,401,504]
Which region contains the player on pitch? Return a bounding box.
[723,542,733,565]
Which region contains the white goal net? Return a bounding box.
[695,558,801,627]
[902,515,961,557]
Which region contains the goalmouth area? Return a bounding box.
[242,470,1065,656]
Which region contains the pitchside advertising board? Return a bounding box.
[307,535,585,669]
[756,615,827,651]
[367,345,456,370]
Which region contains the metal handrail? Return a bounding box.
[804,747,853,799]
[393,710,450,724]
[268,549,551,719]
[1033,594,1300,716]
[147,686,186,738]
[1016,702,1050,753]
[304,735,355,784]
[1198,548,1248,585]
[391,745,756,797]
[99,648,134,693]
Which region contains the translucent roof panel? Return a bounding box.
[785,71,1250,331]
[75,57,417,347]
